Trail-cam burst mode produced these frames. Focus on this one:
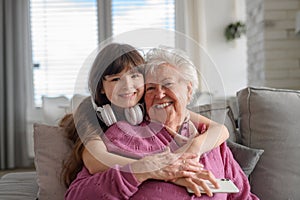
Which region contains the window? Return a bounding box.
[30,0,98,106]
[29,0,175,107]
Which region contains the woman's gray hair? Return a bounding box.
[145,46,199,95]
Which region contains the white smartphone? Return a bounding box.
[187,178,239,194]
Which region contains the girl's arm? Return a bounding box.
[185,111,229,158]
[83,137,136,174]
[67,151,204,199]
[189,111,229,148]
[83,111,229,175]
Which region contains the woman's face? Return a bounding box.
[102,66,144,108]
[144,64,192,130]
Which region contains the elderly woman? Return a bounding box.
[63,46,254,199]
[139,48,259,199]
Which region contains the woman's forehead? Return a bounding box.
[145,64,181,83]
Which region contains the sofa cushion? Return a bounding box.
[34,123,73,200]
[226,140,264,177]
[237,87,300,200]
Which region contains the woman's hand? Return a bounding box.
[130,148,203,183]
[173,169,219,197]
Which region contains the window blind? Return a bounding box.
[30,0,98,106]
[112,0,175,35]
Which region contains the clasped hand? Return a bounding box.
[130,148,219,197]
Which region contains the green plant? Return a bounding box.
[224,21,246,41]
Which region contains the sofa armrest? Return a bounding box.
[0,171,38,199]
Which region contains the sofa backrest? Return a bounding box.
[190,103,240,143]
[237,87,300,200]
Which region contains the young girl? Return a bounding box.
[60,43,229,198]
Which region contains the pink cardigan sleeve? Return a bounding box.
[65,165,140,200]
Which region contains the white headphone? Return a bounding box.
[91,97,144,127]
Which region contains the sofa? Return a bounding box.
[0,86,299,200]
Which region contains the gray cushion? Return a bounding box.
[190,103,240,143]
[237,87,300,200]
[226,140,264,177]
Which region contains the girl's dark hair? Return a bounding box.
[60,43,145,187]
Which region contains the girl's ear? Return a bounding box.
[101,88,105,94]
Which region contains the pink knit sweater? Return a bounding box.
[65,121,259,200]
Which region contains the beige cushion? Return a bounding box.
[237,87,300,200]
[33,123,73,200]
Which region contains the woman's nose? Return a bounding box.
[154,86,165,99]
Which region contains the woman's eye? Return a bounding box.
[146,86,155,92]
[164,82,174,88]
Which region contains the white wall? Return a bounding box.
[204,0,248,97]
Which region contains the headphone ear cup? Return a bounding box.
[97,104,117,127]
[124,104,144,125]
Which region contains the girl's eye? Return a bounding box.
[131,73,142,79]
[111,77,120,82]
[104,74,121,82]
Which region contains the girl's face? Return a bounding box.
[102,66,144,108]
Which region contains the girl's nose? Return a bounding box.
[121,76,133,89]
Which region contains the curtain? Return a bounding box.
[175,0,208,92]
[0,0,32,169]
[97,0,112,43]
[175,0,207,48]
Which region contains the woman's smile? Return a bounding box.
[154,102,172,109]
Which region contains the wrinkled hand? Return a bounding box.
[130,148,203,183]
[173,169,219,197]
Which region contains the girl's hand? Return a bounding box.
[131,148,203,183]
